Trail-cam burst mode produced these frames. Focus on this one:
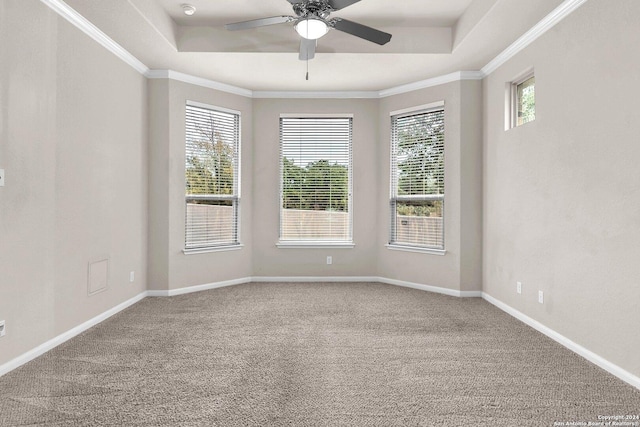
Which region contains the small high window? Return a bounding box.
[516,75,535,126]
[507,71,535,129]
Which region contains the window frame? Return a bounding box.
[507,69,535,130]
[277,114,354,249]
[388,102,446,255]
[183,100,242,254]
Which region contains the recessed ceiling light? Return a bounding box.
[182,4,196,16]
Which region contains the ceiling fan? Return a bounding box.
[225,0,392,61]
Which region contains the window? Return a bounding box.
[184,101,241,252]
[508,71,535,129]
[389,105,445,251]
[279,116,353,246]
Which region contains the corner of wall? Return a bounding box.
[147,78,171,291]
[459,79,483,292]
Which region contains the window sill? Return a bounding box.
[277,241,355,249]
[386,244,446,256]
[183,244,244,255]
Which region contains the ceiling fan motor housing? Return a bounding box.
[225,0,391,54]
[293,1,332,19]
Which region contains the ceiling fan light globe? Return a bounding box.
[295,18,328,40]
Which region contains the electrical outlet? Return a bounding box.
[0,320,5,337]
[129,271,135,283]
[538,290,544,304]
[0,169,5,187]
[326,256,332,265]
[516,281,522,294]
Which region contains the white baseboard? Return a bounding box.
[0,276,470,377]
[147,277,253,297]
[251,276,481,298]
[482,292,640,391]
[378,277,482,298]
[6,279,636,393]
[252,276,379,283]
[250,276,481,298]
[460,290,484,297]
[0,291,147,377]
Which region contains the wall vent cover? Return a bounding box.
[88,257,109,296]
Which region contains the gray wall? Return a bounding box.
[251,98,379,278]
[148,80,253,291]
[0,1,148,365]
[377,81,483,293]
[151,90,482,289]
[483,0,640,378]
[4,0,638,385]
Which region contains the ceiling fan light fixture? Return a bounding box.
[295,18,328,40]
[182,4,196,16]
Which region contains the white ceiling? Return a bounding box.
[61,0,566,92]
[160,0,475,27]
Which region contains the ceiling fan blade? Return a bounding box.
[331,18,392,45]
[225,16,294,31]
[299,38,316,60]
[328,0,362,10]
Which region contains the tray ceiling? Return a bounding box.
[59,0,566,91]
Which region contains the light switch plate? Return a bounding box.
[0,169,5,186]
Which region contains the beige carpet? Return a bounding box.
[1,282,639,426]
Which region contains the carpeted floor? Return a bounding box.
[1,282,639,426]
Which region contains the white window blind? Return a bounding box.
[185,102,240,250]
[390,107,445,250]
[279,116,353,243]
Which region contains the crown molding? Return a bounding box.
[146,70,253,98]
[379,71,484,98]
[481,0,589,76]
[252,91,379,99]
[144,71,483,99]
[39,0,149,75]
[41,0,589,98]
